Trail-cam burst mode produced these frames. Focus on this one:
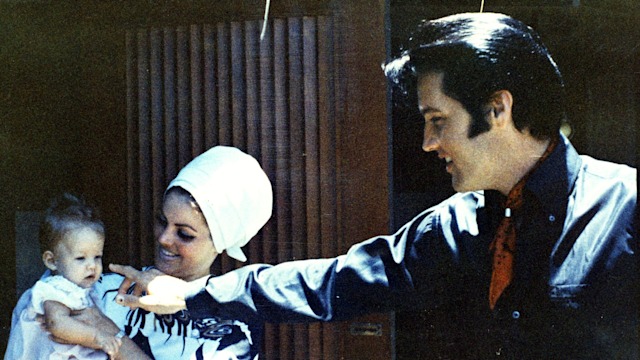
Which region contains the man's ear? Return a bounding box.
[488,90,513,128]
[42,250,57,271]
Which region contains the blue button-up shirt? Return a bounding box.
[187,134,637,359]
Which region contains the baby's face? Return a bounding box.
[53,227,105,288]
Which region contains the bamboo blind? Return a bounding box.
[126,16,340,359]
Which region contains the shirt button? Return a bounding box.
[512,310,521,319]
[548,215,556,222]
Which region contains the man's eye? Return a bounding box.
[430,116,444,124]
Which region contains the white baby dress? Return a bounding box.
[4,274,108,360]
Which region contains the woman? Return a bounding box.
[62,146,271,360]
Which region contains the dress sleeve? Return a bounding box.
[31,276,91,314]
[30,279,66,314]
[186,208,450,323]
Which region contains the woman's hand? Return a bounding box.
[46,306,120,345]
[46,301,152,360]
[109,264,188,314]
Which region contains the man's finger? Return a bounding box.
[49,334,72,345]
[139,295,186,314]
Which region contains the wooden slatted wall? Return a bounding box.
[126,16,340,359]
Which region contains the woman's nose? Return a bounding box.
[157,229,173,245]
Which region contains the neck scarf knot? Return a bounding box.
[488,137,558,310]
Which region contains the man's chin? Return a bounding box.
[451,180,480,193]
[451,179,464,192]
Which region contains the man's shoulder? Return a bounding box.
[412,192,484,231]
[437,191,485,211]
[579,155,636,192]
[581,155,636,178]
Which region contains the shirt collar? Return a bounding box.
[524,133,582,222]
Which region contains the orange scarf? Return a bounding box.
[488,137,558,310]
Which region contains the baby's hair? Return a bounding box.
[39,193,105,253]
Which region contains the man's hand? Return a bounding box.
[109,264,188,314]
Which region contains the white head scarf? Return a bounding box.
[166,146,272,262]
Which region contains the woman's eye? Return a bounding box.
[178,231,196,241]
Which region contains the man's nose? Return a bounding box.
[422,123,438,152]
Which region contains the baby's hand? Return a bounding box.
[96,331,122,358]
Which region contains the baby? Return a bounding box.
[5,193,121,359]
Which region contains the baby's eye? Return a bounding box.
[76,257,85,261]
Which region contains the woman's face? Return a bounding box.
[154,190,218,281]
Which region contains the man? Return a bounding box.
[113,13,637,358]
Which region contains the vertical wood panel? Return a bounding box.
[287,16,310,360]
[125,31,140,267]
[303,17,320,261]
[216,23,232,146]
[228,21,247,271]
[217,22,235,272]
[287,17,306,263]
[136,29,153,265]
[163,28,178,181]
[245,20,262,264]
[259,23,277,268]
[176,26,191,169]
[302,17,323,360]
[190,25,204,156]
[317,16,339,359]
[150,29,165,218]
[318,16,337,259]
[231,22,247,149]
[258,19,279,360]
[273,18,294,360]
[203,24,218,150]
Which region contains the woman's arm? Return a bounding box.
[45,304,152,360]
[111,338,153,360]
[44,300,121,357]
